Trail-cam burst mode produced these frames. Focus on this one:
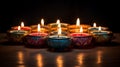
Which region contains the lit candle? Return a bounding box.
[7,25,28,42]
[47,19,69,32]
[24,24,48,48]
[98,26,101,32]
[18,26,21,31]
[41,19,44,26]
[69,18,91,33]
[88,22,108,33]
[69,26,93,48]
[56,19,60,25]
[37,24,41,33]
[49,19,68,35]
[76,18,80,27]
[21,22,24,27]
[11,21,31,32]
[90,25,113,43]
[57,24,62,37]
[31,19,49,33]
[80,26,83,33]
[47,23,71,52]
[93,22,96,27]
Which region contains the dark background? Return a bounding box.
[0,0,119,33]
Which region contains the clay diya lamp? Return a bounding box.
[11,22,31,33]
[90,26,113,44]
[47,19,69,32]
[69,18,91,33]
[24,24,48,48]
[69,26,94,48]
[7,26,28,43]
[31,19,49,33]
[47,24,72,52]
[49,20,69,36]
[88,22,108,33]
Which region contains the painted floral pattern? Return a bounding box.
[72,36,93,46]
[25,36,47,46]
[47,38,71,49]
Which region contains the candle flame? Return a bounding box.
[80,26,83,33]
[18,26,21,30]
[41,19,44,26]
[98,26,101,31]
[93,22,96,27]
[56,19,60,25]
[58,27,62,35]
[76,18,80,26]
[58,23,61,28]
[38,24,41,33]
[21,22,24,27]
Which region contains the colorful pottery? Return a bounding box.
[47,35,72,51]
[90,31,113,43]
[23,33,48,48]
[70,33,93,48]
[7,30,28,43]
[69,24,91,33]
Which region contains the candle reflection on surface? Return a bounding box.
[97,51,102,64]
[17,51,25,67]
[36,54,43,67]
[77,53,84,65]
[56,55,63,67]
[18,51,24,64]
[18,65,25,67]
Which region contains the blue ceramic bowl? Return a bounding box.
[47,35,71,51]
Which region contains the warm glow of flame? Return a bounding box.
[58,27,62,35]
[97,51,102,64]
[80,26,83,33]
[41,19,44,26]
[38,24,41,32]
[36,54,43,67]
[93,22,96,27]
[98,26,101,31]
[18,26,21,30]
[58,21,61,28]
[77,54,84,65]
[56,19,60,24]
[18,51,24,64]
[76,18,80,26]
[57,19,61,35]
[21,22,24,27]
[56,56,63,67]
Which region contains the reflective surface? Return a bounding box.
[0,33,120,67]
[0,44,120,67]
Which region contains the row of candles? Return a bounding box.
[7,18,113,51]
